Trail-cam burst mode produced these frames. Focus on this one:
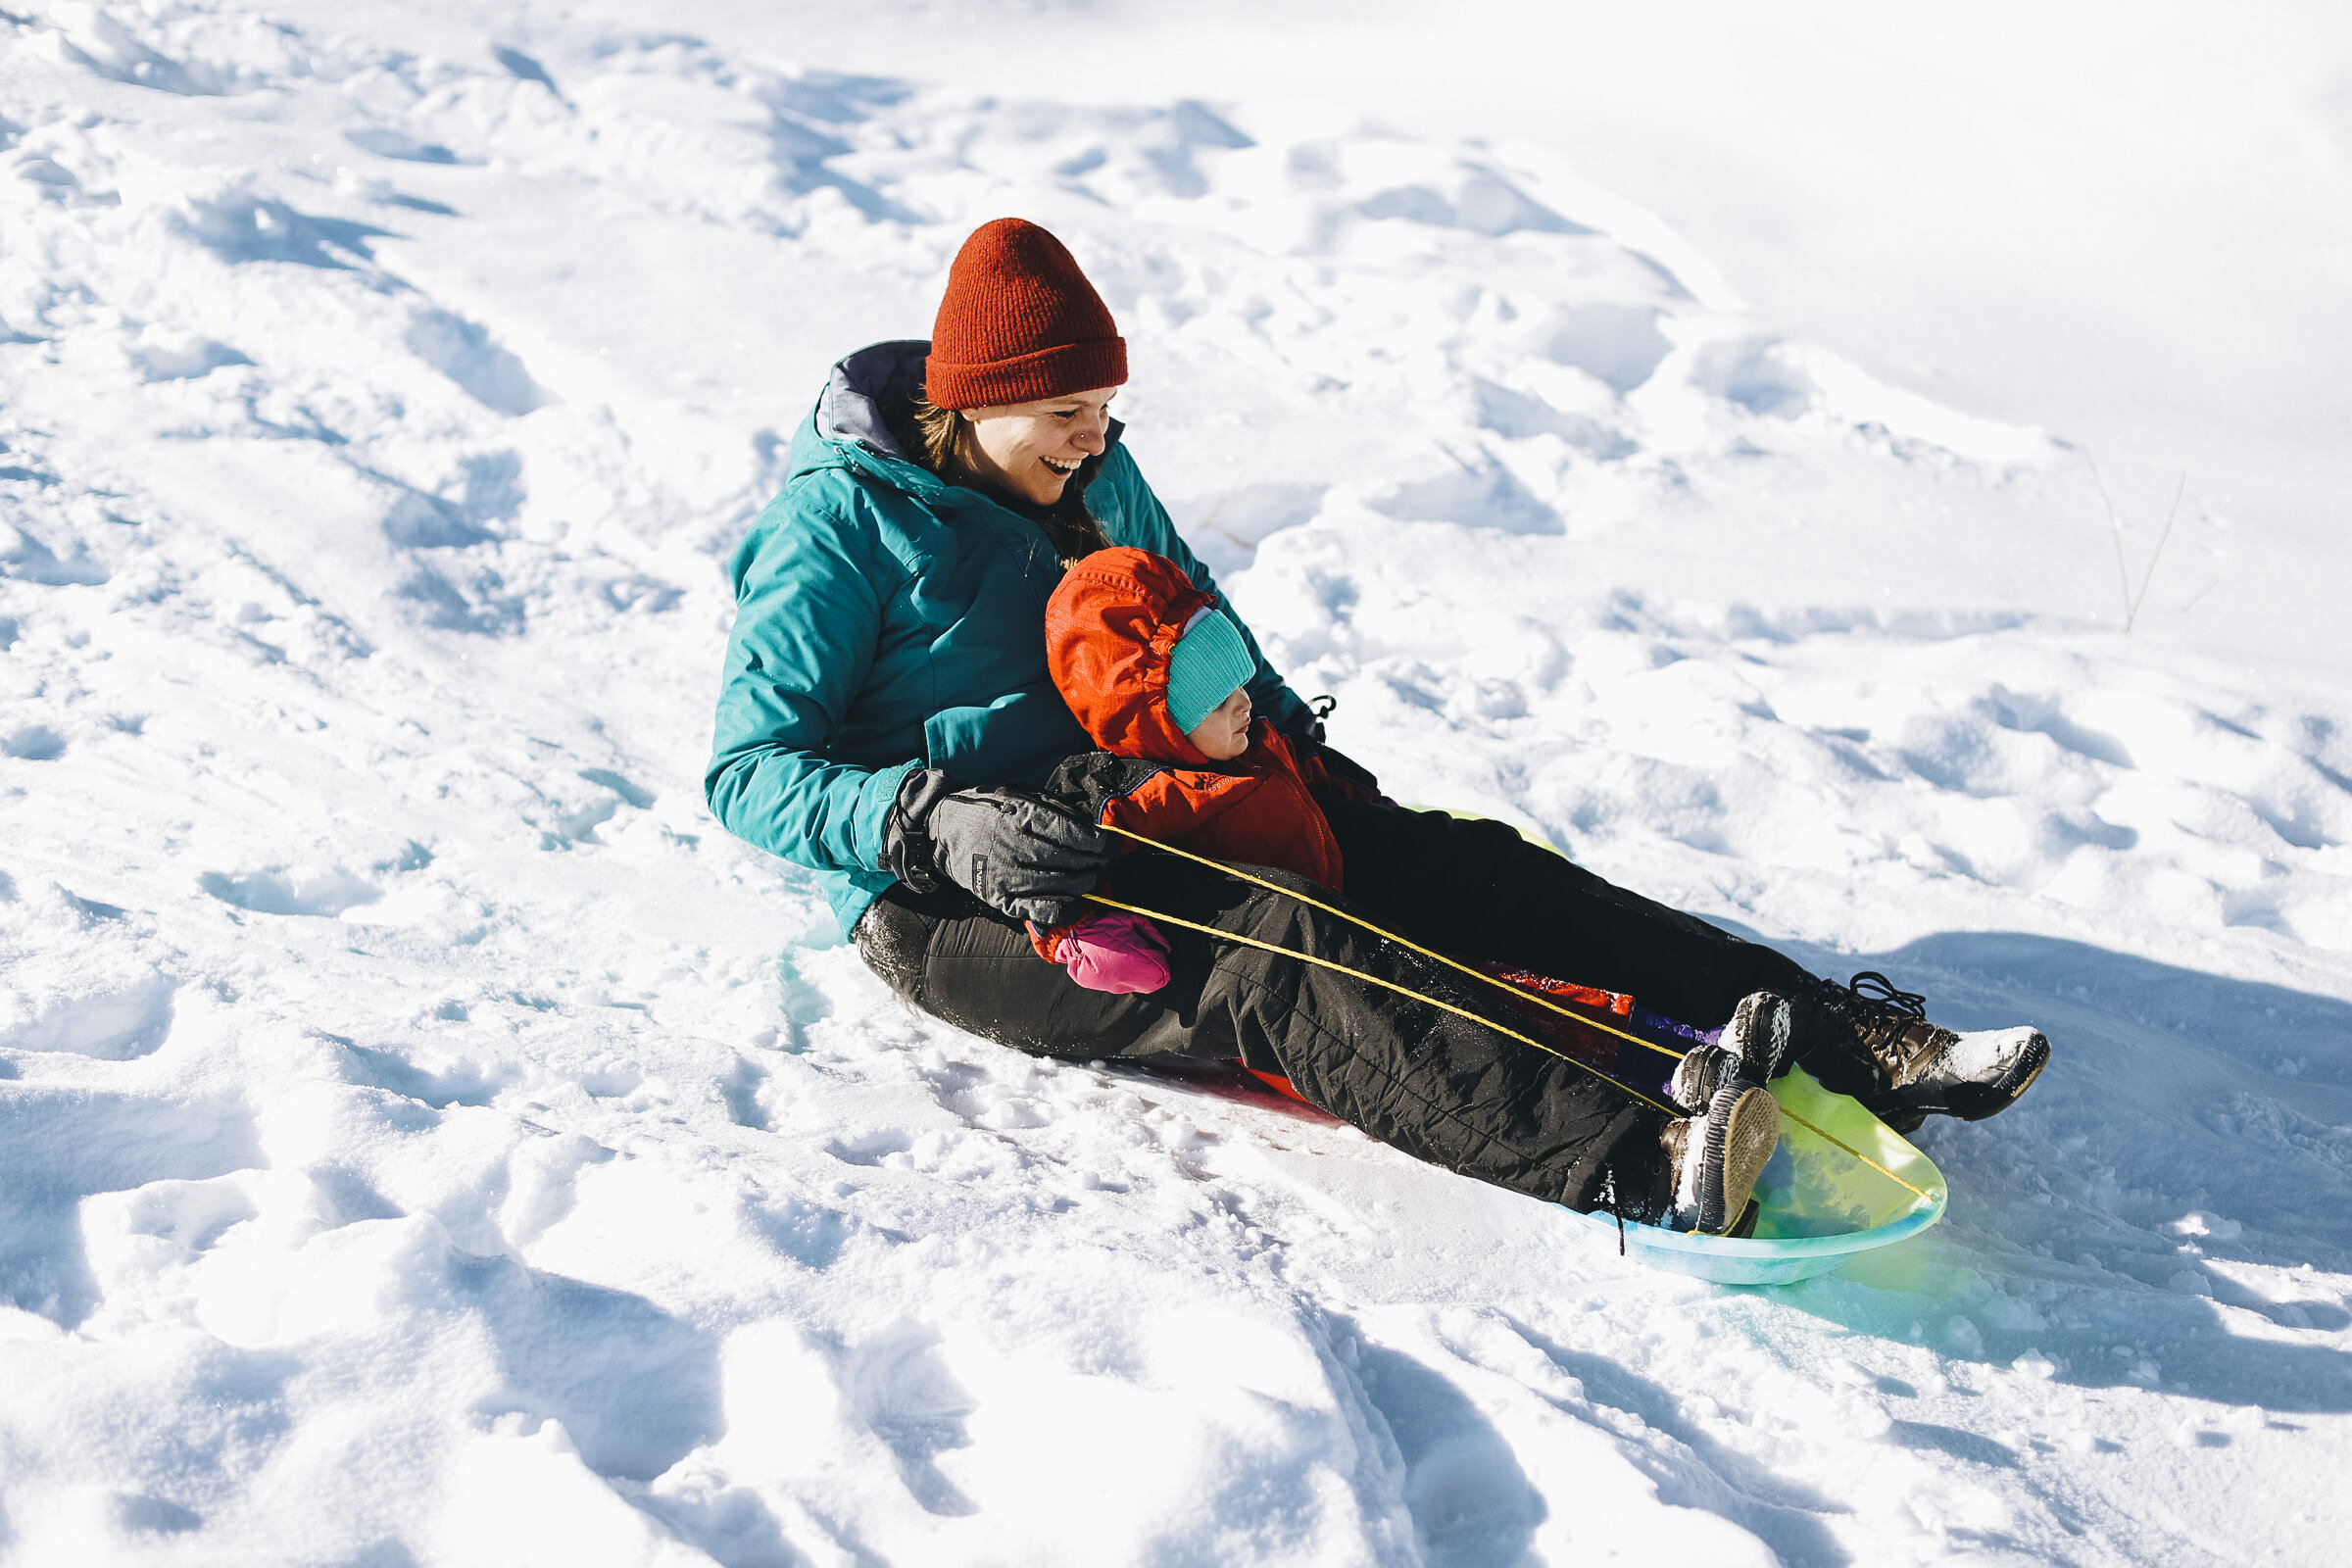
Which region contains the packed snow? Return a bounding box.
[4,2,2350,1563]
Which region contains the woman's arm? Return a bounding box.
[705,492,920,876]
[1092,444,1313,736]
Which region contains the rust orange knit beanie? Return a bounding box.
[925,218,1127,411]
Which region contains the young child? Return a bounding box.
[1037,546,1784,1235]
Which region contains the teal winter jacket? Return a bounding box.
[706,341,1309,936]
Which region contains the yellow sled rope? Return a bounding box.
[1083,822,1932,1207]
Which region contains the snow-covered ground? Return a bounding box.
[4,3,2350,1563]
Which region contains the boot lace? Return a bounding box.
[1848,971,1927,1018]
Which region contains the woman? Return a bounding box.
[707,219,2050,1231]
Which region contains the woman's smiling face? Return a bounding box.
[959,386,1117,505]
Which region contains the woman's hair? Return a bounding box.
[910,395,965,477]
[904,390,1110,564]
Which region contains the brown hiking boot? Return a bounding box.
[1802,971,2051,1134]
[1668,991,1793,1112]
[1661,1083,1781,1236]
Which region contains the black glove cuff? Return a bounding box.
[884,766,957,891]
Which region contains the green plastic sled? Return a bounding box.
[1428,811,1949,1284]
[1576,1065,1947,1285]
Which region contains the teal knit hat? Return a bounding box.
[1165,609,1254,734]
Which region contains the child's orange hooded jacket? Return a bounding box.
[1043,548,1351,891]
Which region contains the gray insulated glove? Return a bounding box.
[885,768,1114,927]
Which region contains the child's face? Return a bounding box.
[1185,686,1252,760]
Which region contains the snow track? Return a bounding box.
[2,3,2349,1563]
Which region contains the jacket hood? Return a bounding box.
[1046,547,1229,764]
[795,339,1125,503]
[791,340,936,493]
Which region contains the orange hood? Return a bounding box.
[1046,547,1223,766]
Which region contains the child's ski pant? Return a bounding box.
[852,802,1863,1215]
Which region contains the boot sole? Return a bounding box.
[1701,1086,1782,1235]
[1726,992,1792,1082]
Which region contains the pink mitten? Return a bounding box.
[1051,910,1171,994]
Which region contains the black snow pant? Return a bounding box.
[852,802,1859,1218]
